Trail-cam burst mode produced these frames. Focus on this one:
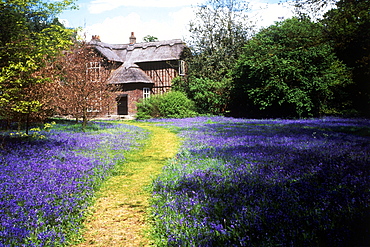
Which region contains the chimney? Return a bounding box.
[129,32,136,44]
[91,35,101,42]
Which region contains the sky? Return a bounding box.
[58,0,299,44]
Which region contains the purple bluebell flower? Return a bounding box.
[0,122,148,246]
[150,117,370,246]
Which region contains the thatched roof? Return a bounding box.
[90,39,186,84]
[109,64,152,84]
[91,39,185,63]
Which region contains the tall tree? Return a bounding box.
[0,0,76,130]
[187,0,254,81]
[322,0,370,116]
[294,0,370,116]
[293,0,337,19]
[175,0,254,115]
[232,17,352,118]
[54,42,114,129]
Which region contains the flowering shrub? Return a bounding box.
[0,121,148,246]
[150,117,370,246]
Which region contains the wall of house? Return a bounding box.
[109,83,153,116]
[137,61,179,95]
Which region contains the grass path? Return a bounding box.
[75,122,180,246]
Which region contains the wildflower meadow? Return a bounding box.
[1,117,369,246]
[150,117,370,246]
[0,121,148,246]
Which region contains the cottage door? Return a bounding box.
[117,95,128,115]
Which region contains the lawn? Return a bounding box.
[0,121,148,246]
[148,116,370,246]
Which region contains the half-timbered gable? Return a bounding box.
[89,33,188,117]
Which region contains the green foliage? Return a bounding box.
[8,121,56,139]
[173,76,231,115]
[187,0,253,82]
[322,0,370,116]
[143,35,159,42]
[232,17,353,118]
[136,91,197,119]
[0,0,76,127]
[180,0,254,116]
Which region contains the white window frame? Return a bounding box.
[86,62,101,82]
[179,60,186,76]
[143,87,151,99]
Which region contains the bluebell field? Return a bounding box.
[149,117,370,246]
[0,122,148,246]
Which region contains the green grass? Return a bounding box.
[75,121,181,247]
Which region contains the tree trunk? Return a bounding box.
[25,105,31,135]
[82,109,87,130]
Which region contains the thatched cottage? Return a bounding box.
[89,33,188,117]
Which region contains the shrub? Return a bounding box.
[136,91,197,119]
[173,76,232,115]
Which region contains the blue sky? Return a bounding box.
[59,0,297,44]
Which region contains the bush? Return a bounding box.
[173,76,232,115]
[136,91,198,119]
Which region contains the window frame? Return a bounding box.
[143,87,151,99]
[86,61,101,82]
[179,60,186,76]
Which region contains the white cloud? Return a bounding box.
[250,1,296,29]
[168,7,195,40]
[59,18,71,28]
[88,0,201,14]
[83,0,333,45]
[83,13,142,43]
[84,1,294,44]
[83,9,193,44]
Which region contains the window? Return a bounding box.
[143,87,151,99]
[179,60,186,76]
[86,93,102,113]
[87,62,101,82]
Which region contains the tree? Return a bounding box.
[293,0,370,116]
[175,0,254,115]
[293,0,337,20]
[322,0,370,116]
[187,0,254,81]
[54,42,114,129]
[143,35,159,42]
[173,76,231,115]
[231,17,353,118]
[0,0,76,131]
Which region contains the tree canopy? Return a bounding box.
[187,0,254,81]
[322,0,370,116]
[175,0,254,115]
[232,17,352,118]
[53,42,114,128]
[179,0,369,118]
[0,0,76,129]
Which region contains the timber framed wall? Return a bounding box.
[137,61,179,94]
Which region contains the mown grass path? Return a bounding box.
[75,122,180,246]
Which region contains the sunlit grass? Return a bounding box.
[75,121,180,246]
[0,121,147,246]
